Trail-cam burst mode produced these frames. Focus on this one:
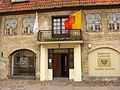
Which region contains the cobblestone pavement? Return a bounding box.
[0,79,120,90]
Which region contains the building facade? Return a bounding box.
[0,0,120,81]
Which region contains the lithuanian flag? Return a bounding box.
[64,10,82,30]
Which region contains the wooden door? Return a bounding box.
[53,54,61,77]
[61,54,69,77]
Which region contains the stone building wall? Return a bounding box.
[0,8,120,80]
[0,11,76,80]
[82,8,120,80]
[0,14,40,79]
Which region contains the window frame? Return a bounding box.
[10,49,36,76]
[4,18,17,36]
[107,13,120,31]
[22,17,35,35]
[52,16,69,38]
[86,13,101,31]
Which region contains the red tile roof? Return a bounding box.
[0,0,120,13]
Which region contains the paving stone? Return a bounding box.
[0,79,120,90]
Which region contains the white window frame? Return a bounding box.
[23,17,35,35]
[108,13,120,31]
[86,14,101,31]
[5,19,17,35]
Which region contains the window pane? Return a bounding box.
[53,27,57,30]
[94,14,100,22]
[54,30,57,34]
[87,24,93,31]
[11,19,17,27]
[86,14,92,23]
[62,18,66,21]
[62,25,65,29]
[62,29,67,33]
[5,20,10,27]
[62,18,67,30]
[108,14,114,21]
[56,29,60,34]
[117,23,120,30]
[116,13,120,21]
[108,23,115,30]
[56,19,60,22]
[54,23,57,26]
[56,23,60,26]
[53,19,57,22]
[95,23,101,31]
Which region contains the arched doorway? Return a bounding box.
[10,49,36,76]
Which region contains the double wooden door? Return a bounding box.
[53,54,69,77]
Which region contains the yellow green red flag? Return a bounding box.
[64,10,82,29]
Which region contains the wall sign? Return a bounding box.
[20,57,28,68]
[88,48,120,76]
[97,52,111,67]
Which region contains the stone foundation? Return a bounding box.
[83,76,120,81]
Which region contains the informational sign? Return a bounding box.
[88,48,120,76]
[20,57,28,68]
[97,52,111,67]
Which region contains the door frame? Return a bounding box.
[40,43,82,81]
[48,48,73,78]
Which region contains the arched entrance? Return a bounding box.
[10,49,36,77]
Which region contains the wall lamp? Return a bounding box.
[88,44,92,49]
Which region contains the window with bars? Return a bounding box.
[108,13,120,31]
[23,18,34,34]
[86,14,101,31]
[5,19,17,35]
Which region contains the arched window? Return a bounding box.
[5,19,17,35]
[11,50,35,76]
[23,18,34,34]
